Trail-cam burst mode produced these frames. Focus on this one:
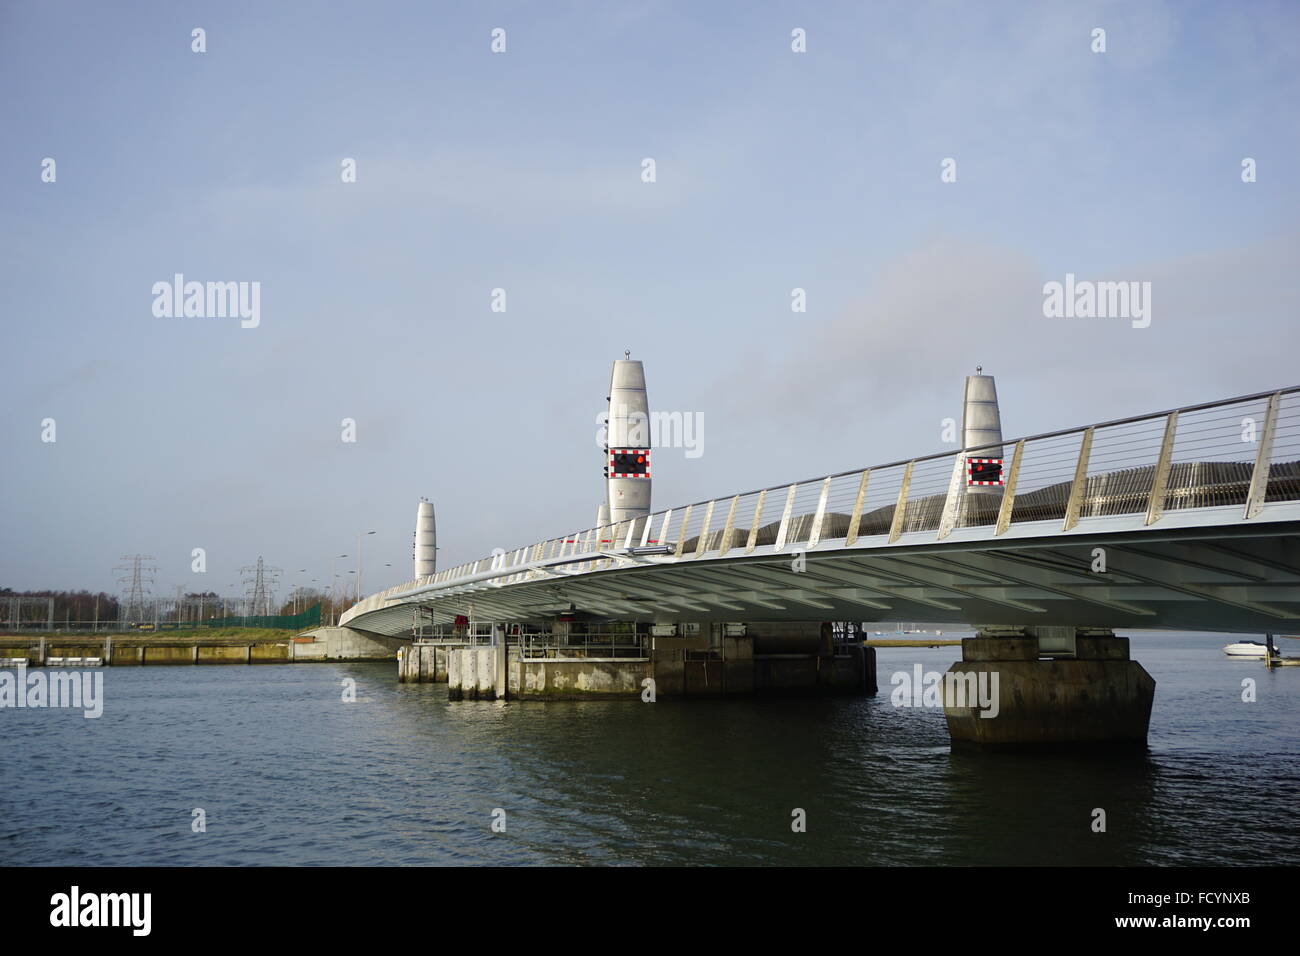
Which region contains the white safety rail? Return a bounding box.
[518,630,649,660]
[341,386,1300,627]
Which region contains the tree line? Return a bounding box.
[0,588,123,624]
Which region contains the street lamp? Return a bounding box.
[293,569,307,614]
[330,554,348,625]
[357,530,376,598]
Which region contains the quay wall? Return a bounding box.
[0,626,405,666]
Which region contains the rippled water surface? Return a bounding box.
[2,633,1297,865]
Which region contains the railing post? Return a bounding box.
[1244,392,1281,519]
[744,490,767,554]
[1144,411,1179,526]
[774,484,798,551]
[1062,427,1095,531]
[693,500,716,557]
[937,454,967,540]
[808,477,833,548]
[717,496,740,557]
[888,462,914,543]
[655,509,672,547]
[674,505,694,557]
[995,440,1024,536]
[845,470,870,546]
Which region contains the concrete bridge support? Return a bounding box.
[397,642,465,682]
[943,627,1155,752]
[441,621,876,700]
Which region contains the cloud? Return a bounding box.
[201,149,701,234]
[708,231,1300,437]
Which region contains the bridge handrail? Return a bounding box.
[608,383,1300,515]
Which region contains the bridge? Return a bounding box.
[337,377,1300,750]
[343,384,1300,635]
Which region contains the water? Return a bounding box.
[2,633,1297,866]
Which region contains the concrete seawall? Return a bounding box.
[0,626,406,665]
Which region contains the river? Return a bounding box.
[2,632,1296,865]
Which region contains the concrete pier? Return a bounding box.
[398,642,465,682]
[943,628,1155,751]
[438,621,876,701]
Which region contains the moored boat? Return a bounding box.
[1223,640,1272,657]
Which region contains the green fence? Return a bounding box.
[153,604,322,631]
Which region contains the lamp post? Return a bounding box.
[293,570,307,614]
[330,555,348,625]
[357,530,376,600]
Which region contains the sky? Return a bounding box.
[2,0,1297,602]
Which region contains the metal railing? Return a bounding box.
[411,622,499,644]
[408,622,647,658]
[519,631,650,660]
[342,385,1300,620]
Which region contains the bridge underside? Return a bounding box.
[345,509,1300,636]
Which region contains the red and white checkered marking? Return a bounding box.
[966,457,1004,486]
[609,447,651,479]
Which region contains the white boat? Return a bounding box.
[1223,641,1272,658]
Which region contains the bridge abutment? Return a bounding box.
[944,628,1155,752]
